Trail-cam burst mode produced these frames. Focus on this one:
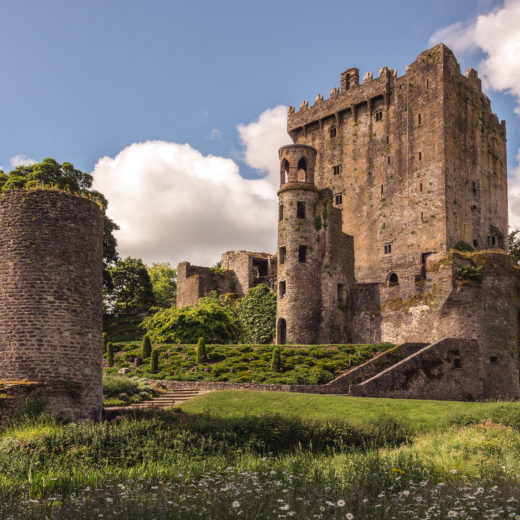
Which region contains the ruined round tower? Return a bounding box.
[0,190,104,421]
[276,144,322,344]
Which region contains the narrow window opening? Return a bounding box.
[329,126,337,138]
[297,201,305,219]
[426,79,430,89]
[279,281,286,298]
[420,182,423,192]
[490,356,499,364]
[418,151,422,161]
[380,185,384,196]
[418,113,422,125]
[386,136,389,144]
[421,211,423,220]
[473,239,478,249]
[384,244,392,255]
[278,204,283,221]
[298,245,307,263]
[333,165,341,175]
[297,157,307,182]
[453,359,462,369]
[277,318,286,344]
[375,109,383,122]
[280,159,289,186]
[335,193,343,205]
[279,246,286,265]
[387,156,391,165]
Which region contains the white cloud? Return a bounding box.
[10,154,36,168]
[430,0,520,229]
[209,128,222,140]
[92,106,291,266]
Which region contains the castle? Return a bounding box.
[179,44,520,401]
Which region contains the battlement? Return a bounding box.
[287,43,505,135]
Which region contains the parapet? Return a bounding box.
[279,144,317,187]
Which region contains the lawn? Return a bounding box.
[2,392,520,518]
[180,390,520,430]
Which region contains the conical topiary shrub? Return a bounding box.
[142,334,152,359]
[196,337,208,363]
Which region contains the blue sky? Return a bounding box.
[1,0,519,264]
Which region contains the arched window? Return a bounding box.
[280,159,289,186]
[297,157,307,182]
[388,272,399,286]
[277,318,287,345]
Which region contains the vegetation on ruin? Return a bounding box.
[456,265,483,282]
[236,284,276,344]
[102,341,393,384]
[453,240,475,252]
[2,396,520,518]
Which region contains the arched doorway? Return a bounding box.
[277,318,286,344]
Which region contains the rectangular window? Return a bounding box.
[297,201,305,219]
[418,151,422,161]
[278,204,283,221]
[279,246,286,264]
[298,245,307,263]
[418,113,422,125]
[279,280,286,297]
[387,156,391,165]
[420,182,423,192]
[473,239,478,248]
[329,127,337,138]
[384,244,392,254]
[333,165,341,175]
[335,194,343,205]
[375,110,383,122]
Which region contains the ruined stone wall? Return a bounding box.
[350,250,520,399]
[176,261,237,308]
[221,250,276,295]
[0,190,103,421]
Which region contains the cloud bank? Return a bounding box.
[10,154,36,168]
[430,0,520,228]
[92,105,290,266]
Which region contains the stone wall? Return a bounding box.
[0,190,104,421]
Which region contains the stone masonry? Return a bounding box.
[0,190,104,420]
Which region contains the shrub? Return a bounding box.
[142,334,152,359]
[102,332,108,353]
[196,337,208,363]
[107,342,115,367]
[271,348,282,372]
[103,376,139,397]
[118,392,129,402]
[454,240,475,252]
[150,349,159,374]
[142,294,239,343]
[237,284,276,344]
[456,265,483,282]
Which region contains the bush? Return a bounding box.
[456,265,483,282]
[237,284,277,344]
[150,349,159,374]
[103,376,139,397]
[271,348,282,372]
[107,342,115,367]
[196,337,208,363]
[454,240,475,252]
[142,334,152,359]
[142,294,239,343]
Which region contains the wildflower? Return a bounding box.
[449,469,458,474]
[337,500,345,507]
[447,512,457,518]
[391,468,405,474]
[232,500,240,508]
[280,504,289,510]
[106,498,113,503]
[346,514,354,520]
[402,490,410,497]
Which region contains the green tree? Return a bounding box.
[142,293,239,344]
[196,337,208,363]
[107,257,155,314]
[102,332,108,353]
[148,262,177,307]
[107,342,115,367]
[237,284,277,344]
[150,348,159,374]
[271,347,282,372]
[142,334,152,359]
[509,228,520,264]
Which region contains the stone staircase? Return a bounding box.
[133,388,208,409]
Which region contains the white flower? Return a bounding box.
[346,513,354,520]
[402,490,410,496]
[106,498,113,503]
[232,500,240,508]
[448,512,457,518]
[337,499,345,507]
[449,469,458,474]
[280,505,289,510]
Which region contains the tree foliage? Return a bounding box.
[142,334,152,359]
[1,158,120,282]
[196,337,208,363]
[509,229,520,264]
[237,284,277,344]
[107,257,155,314]
[142,293,239,344]
[148,262,177,307]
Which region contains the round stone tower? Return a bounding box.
[276,144,322,344]
[0,190,104,421]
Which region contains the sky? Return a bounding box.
[1,0,520,266]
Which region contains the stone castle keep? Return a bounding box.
[179,44,520,401]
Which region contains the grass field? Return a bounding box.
[180,390,520,430]
[3,392,520,518]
